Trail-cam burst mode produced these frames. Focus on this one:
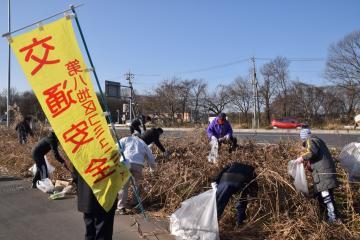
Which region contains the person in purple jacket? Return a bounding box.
[207,113,238,153]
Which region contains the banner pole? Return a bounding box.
[70,5,147,219]
[2,4,84,37]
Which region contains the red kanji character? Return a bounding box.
[63,120,94,153]
[81,100,97,115]
[88,113,101,126]
[85,158,115,183]
[99,138,109,149]
[65,59,87,90]
[118,169,127,181]
[72,75,87,90]
[65,59,82,76]
[77,88,91,103]
[19,36,60,76]
[43,80,76,118]
[109,151,120,163]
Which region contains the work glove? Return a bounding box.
[295,156,304,164]
[211,182,218,189]
[163,150,171,158]
[218,137,225,143]
[225,134,230,141]
[210,136,217,142]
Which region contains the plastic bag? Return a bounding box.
[49,185,73,200]
[339,142,360,180]
[170,183,219,240]
[28,155,55,176]
[208,138,219,163]
[36,178,55,194]
[287,160,309,195]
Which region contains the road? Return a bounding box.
[0,178,173,240]
[114,127,359,149]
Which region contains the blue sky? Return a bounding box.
[0,0,359,94]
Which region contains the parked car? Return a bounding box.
[271,118,305,129]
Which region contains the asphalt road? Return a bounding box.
[115,127,359,149]
[0,178,172,240]
[232,131,359,148]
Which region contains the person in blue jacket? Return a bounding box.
[207,113,238,153]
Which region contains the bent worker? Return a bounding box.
[117,133,156,214]
[207,112,238,153]
[15,116,33,144]
[31,131,66,188]
[130,115,151,135]
[72,169,116,240]
[141,127,170,157]
[296,128,339,223]
[214,162,258,226]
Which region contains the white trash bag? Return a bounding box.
[287,159,309,195]
[170,183,219,240]
[208,138,219,163]
[50,185,73,200]
[339,142,360,181]
[29,155,55,176]
[36,178,55,194]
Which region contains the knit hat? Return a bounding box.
[218,113,226,120]
[299,128,311,141]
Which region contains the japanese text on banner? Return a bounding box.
[10,17,130,212]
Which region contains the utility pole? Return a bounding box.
[124,71,134,122]
[251,57,260,129]
[6,0,11,127]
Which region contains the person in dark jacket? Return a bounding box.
[72,169,116,240]
[15,116,33,144]
[140,127,170,157]
[207,113,238,153]
[31,131,65,188]
[214,162,258,225]
[130,115,151,135]
[297,128,339,223]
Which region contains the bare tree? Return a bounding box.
[190,79,207,122]
[260,62,277,124]
[154,78,181,122]
[206,85,231,115]
[177,79,196,123]
[325,30,360,121]
[289,82,325,123]
[325,30,360,87]
[228,77,252,125]
[271,57,290,116]
[322,87,347,122]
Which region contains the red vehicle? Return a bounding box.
[271,118,305,129]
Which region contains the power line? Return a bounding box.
[104,56,326,81]
[255,57,325,62]
[177,58,250,75]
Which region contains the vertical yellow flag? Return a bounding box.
[10,17,130,211]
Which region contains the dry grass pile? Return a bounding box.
[0,126,359,239]
[142,129,360,240]
[0,125,71,180]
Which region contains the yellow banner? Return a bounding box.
[10,17,130,211]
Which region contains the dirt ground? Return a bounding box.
[1,126,359,239]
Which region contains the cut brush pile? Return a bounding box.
[0,126,359,239]
[142,129,360,240]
